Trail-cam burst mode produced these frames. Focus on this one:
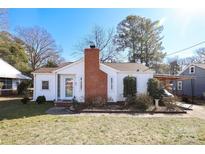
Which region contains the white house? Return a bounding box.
[0,58,31,95]
[32,47,154,104]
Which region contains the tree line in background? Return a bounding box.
[0,9,64,76]
[1,8,205,76]
[74,15,166,67]
[74,15,205,75]
[162,47,205,75]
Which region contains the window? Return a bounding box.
[42,81,49,90]
[110,77,113,90]
[177,81,182,90]
[189,66,195,74]
[57,75,60,97]
[0,78,12,89]
[80,77,82,91]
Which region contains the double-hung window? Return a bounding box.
[80,77,83,91]
[0,78,12,89]
[177,81,182,90]
[189,66,195,74]
[110,77,113,90]
[42,81,49,90]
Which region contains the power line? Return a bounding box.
[166,40,205,56]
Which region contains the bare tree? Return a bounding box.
[74,25,119,62]
[178,56,199,66]
[0,9,9,31]
[177,48,205,66]
[16,26,64,71]
[196,48,205,63]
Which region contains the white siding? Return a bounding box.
[100,64,154,102]
[100,64,118,102]
[117,73,153,101]
[33,74,56,101]
[33,60,154,102]
[56,60,84,102]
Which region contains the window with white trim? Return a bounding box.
[189,66,195,74]
[0,78,12,89]
[177,81,182,90]
[110,77,113,90]
[80,77,82,91]
[42,81,49,90]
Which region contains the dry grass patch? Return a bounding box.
[1,99,205,144]
[1,115,205,144]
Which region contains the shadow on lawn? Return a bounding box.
[0,98,54,120]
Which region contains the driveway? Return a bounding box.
[186,104,205,120]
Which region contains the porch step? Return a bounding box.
[54,100,73,107]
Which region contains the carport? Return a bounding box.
[154,74,194,103]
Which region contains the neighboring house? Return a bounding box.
[0,58,31,96]
[175,64,205,98]
[32,47,154,103]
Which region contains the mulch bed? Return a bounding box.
[80,108,186,114]
[47,103,187,115]
[77,105,187,114]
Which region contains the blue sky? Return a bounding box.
[8,8,205,61]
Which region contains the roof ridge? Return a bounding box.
[103,62,145,64]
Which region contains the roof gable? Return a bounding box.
[32,62,73,73]
[33,59,154,74]
[194,63,205,70]
[179,63,205,75]
[0,58,30,79]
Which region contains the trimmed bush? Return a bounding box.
[147,78,164,99]
[36,96,46,104]
[123,76,136,97]
[125,94,153,111]
[125,95,136,105]
[135,94,153,111]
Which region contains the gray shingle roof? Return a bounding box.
[33,62,73,73]
[103,63,154,73]
[33,61,153,73]
[193,63,205,70]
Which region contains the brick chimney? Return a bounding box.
[84,46,107,103]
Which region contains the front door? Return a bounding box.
[64,77,74,99]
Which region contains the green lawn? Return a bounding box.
[1,99,205,144]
